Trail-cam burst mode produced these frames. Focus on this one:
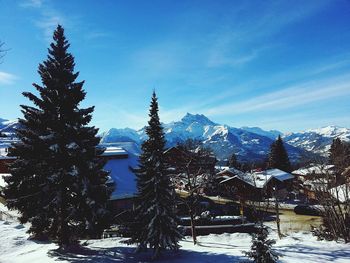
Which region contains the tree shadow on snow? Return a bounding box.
[48,245,245,263]
[181,239,238,250]
[277,243,350,262]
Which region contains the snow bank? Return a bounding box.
[1,220,349,263]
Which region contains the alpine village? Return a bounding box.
[0,2,350,263]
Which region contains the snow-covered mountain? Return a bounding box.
[283,125,350,156]
[100,113,308,162]
[0,119,19,135]
[240,126,282,140]
[0,118,19,149]
[100,128,141,144]
[2,115,348,161]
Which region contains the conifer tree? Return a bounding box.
[244,224,279,263]
[329,138,350,172]
[130,91,182,259]
[268,135,291,172]
[227,152,240,169]
[4,25,110,248]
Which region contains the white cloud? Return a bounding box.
[203,75,350,116]
[20,0,44,8]
[20,0,68,42]
[35,12,65,42]
[0,72,17,85]
[204,1,331,68]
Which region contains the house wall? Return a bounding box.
[0,159,14,173]
[108,198,135,214]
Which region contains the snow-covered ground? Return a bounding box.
[1,219,349,263]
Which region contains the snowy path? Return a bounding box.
[0,220,349,263]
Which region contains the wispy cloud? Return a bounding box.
[204,1,331,68]
[35,12,66,41]
[203,74,350,116]
[20,0,44,8]
[85,31,113,41]
[19,0,68,42]
[0,72,17,85]
[207,47,263,68]
[253,113,350,133]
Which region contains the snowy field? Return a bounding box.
[1,219,349,263]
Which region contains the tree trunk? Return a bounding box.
[275,197,281,239]
[240,199,245,224]
[189,209,197,245]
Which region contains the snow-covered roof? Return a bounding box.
[101,147,128,157]
[0,148,15,160]
[330,184,349,203]
[265,169,294,182]
[215,165,229,171]
[342,166,350,177]
[216,167,246,177]
[103,149,138,200]
[250,169,293,188]
[220,169,293,189]
[251,172,272,188]
[219,175,256,188]
[292,165,335,176]
[0,173,10,188]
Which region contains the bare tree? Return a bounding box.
[166,140,216,245]
[312,164,350,242]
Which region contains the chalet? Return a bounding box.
[164,146,216,175]
[330,184,349,203]
[216,167,246,181]
[164,146,217,195]
[220,174,261,201]
[292,164,335,181]
[292,165,335,202]
[0,148,16,173]
[219,168,294,201]
[259,169,294,199]
[100,146,138,214]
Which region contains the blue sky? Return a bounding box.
[0,0,350,132]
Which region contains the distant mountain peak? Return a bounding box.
[306,125,349,137]
[283,125,350,156]
[180,113,216,126]
[240,126,282,140]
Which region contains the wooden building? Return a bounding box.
[100,146,138,215]
[0,148,16,173]
[219,168,294,201]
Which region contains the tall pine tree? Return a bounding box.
[130,91,182,259]
[268,135,291,172]
[4,25,110,248]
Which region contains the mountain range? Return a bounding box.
[1,114,349,162]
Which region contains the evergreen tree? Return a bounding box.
[130,91,182,259]
[244,224,279,263]
[4,25,110,248]
[329,138,350,171]
[227,152,240,169]
[268,135,291,172]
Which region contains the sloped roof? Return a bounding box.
[216,167,246,177]
[0,173,10,189]
[221,169,294,189]
[330,184,349,203]
[103,147,138,200]
[220,175,256,188]
[101,147,128,157]
[292,165,335,176]
[265,169,294,182]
